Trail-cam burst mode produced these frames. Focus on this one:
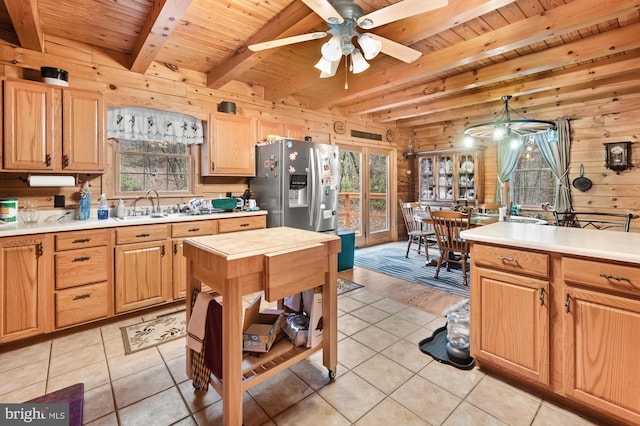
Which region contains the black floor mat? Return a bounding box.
[418,325,475,370]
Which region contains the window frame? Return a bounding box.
[508,139,556,210]
[113,138,197,197]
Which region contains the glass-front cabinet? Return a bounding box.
[417,148,483,206]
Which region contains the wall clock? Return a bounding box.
[385,129,394,142]
[333,121,346,134]
[604,141,632,174]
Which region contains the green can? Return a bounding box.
[0,198,18,223]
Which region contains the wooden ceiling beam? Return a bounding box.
[399,76,640,129]
[130,0,194,74]
[4,0,44,52]
[300,0,640,109]
[373,25,640,123]
[206,2,322,89]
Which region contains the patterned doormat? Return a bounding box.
[121,280,363,354]
[121,310,186,355]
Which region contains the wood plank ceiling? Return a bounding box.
[1,0,639,130]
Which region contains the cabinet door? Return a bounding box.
[62,88,104,171]
[563,287,640,424]
[203,113,256,176]
[418,156,435,202]
[471,266,549,385]
[256,120,283,141]
[436,154,454,201]
[115,240,170,313]
[0,236,52,343]
[3,80,59,170]
[285,124,305,140]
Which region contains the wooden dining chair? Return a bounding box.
[476,203,502,214]
[427,207,472,286]
[399,201,435,260]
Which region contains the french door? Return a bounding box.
[338,145,395,247]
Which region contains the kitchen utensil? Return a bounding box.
[572,164,592,192]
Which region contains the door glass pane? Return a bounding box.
[338,150,362,235]
[369,153,389,233]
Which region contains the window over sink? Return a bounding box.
[114,139,193,194]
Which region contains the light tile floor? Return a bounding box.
[0,288,600,425]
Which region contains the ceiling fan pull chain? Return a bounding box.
[344,55,349,89]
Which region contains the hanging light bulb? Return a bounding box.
[350,49,369,74]
[314,57,336,75]
[357,34,382,60]
[493,125,506,140]
[464,135,474,147]
[320,36,342,62]
[509,134,520,149]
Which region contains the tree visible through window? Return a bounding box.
[116,140,191,193]
[510,138,555,207]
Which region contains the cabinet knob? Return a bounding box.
[63,155,69,168]
[46,153,52,167]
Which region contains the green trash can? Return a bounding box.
[336,228,355,271]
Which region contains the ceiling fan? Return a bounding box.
[248,0,448,79]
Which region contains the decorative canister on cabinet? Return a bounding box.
[0,198,18,223]
[79,196,91,220]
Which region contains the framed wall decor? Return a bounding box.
[604,141,632,174]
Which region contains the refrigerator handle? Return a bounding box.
[309,147,316,228]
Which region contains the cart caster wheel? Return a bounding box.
[328,369,337,380]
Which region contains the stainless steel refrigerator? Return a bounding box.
[251,139,340,232]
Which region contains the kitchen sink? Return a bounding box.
[506,216,547,224]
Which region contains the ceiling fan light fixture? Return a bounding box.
[319,58,340,78]
[321,36,343,61]
[314,56,336,74]
[358,34,382,60]
[351,49,369,74]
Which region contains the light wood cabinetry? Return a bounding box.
[417,148,483,206]
[561,257,640,424]
[171,220,216,300]
[470,240,640,424]
[3,79,104,172]
[0,234,52,343]
[217,215,266,233]
[202,112,256,176]
[256,119,305,141]
[53,229,112,328]
[114,224,171,313]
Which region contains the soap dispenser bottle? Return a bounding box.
[97,194,109,220]
[116,199,125,219]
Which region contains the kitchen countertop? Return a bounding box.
[0,209,267,238]
[461,222,640,264]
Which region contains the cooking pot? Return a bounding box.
[572,164,592,192]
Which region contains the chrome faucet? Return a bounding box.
[146,189,161,214]
[132,195,152,216]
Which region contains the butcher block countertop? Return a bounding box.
[0,210,267,238]
[461,222,640,264]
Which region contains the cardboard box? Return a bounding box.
[243,293,284,353]
[307,289,323,348]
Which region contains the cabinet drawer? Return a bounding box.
[56,282,109,328]
[171,220,215,238]
[55,246,109,289]
[472,244,549,279]
[217,216,266,233]
[56,229,109,250]
[116,224,168,244]
[562,257,640,296]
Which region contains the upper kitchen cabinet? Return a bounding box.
[256,119,305,141]
[202,112,256,176]
[417,148,483,207]
[3,79,104,172]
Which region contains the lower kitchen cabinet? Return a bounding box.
[53,229,112,328]
[171,220,216,300]
[114,224,171,313]
[0,234,53,343]
[470,241,640,424]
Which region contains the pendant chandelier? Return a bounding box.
[464,96,557,145]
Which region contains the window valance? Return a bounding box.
[107,106,204,145]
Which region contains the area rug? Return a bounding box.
[121,310,186,355]
[354,241,470,297]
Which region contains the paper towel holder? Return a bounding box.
[21,174,78,187]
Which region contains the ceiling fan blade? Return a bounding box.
[366,34,422,63]
[358,0,448,29]
[300,0,344,24]
[248,32,327,52]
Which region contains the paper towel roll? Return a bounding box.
[28,175,76,187]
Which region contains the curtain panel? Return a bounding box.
[534,118,572,212]
[494,137,525,204]
[107,106,204,144]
